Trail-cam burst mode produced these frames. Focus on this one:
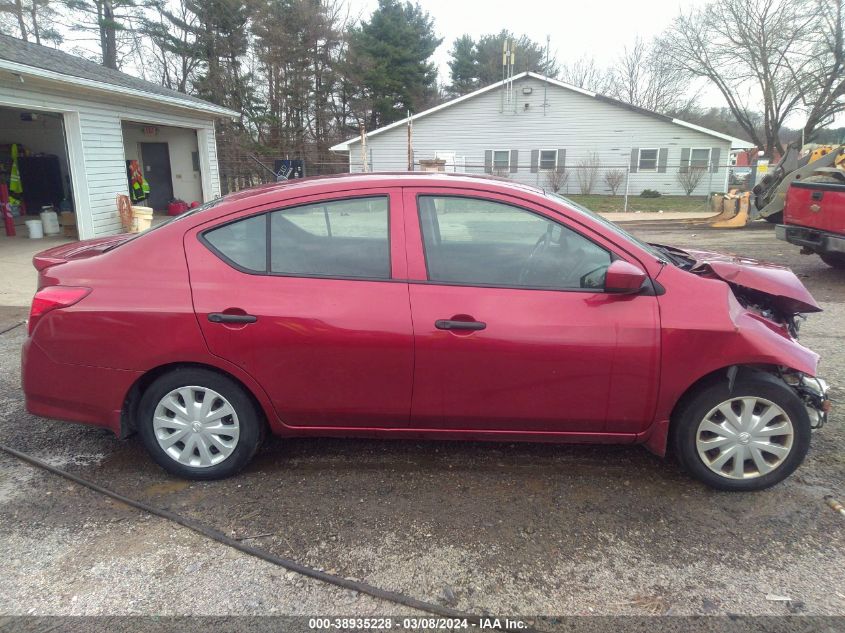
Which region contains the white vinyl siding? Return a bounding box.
[0,76,224,238]
[345,75,733,196]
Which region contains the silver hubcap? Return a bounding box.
[153,386,240,468]
[696,397,793,480]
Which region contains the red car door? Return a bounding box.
[403,188,660,435]
[184,189,414,428]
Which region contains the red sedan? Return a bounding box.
[23,174,830,490]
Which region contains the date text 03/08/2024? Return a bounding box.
[307,617,529,630]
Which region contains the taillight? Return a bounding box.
[28,286,91,335]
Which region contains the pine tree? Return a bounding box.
[62,0,137,68]
[446,34,479,97]
[446,30,559,96]
[345,0,441,129]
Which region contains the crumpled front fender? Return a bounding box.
[641,266,821,456]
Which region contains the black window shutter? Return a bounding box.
[710,147,721,173]
[680,148,690,173]
[630,148,639,173]
[530,150,539,173]
[558,149,566,171]
[510,150,518,173]
[484,150,493,174]
[657,148,668,173]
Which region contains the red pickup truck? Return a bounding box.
[776,177,845,269]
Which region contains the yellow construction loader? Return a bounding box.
[708,144,845,227]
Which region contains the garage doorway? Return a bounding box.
[139,142,174,211]
[0,106,75,233]
[122,121,205,215]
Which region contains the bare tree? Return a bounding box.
[607,37,698,114]
[603,169,625,195]
[559,55,610,93]
[677,166,707,195]
[792,0,845,141]
[660,0,814,158]
[544,167,568,193]
[575,153,601,195]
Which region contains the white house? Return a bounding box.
[331,72,753,196]
[0,34,238,240]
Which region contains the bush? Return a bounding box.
[603,169,626,195]
[640,189,661,198]
[575,153,601,195]
[544,167,569,193]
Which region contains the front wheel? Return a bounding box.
[820,253,845,269]
[138,368,264,480]
[673,373,810,491]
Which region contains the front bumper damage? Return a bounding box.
[787,373,831,429]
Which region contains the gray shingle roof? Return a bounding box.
[0,33,236,116]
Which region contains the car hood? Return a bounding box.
[665,246,822,314]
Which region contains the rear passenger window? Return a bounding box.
[204,214,267,272]
[270,197,390,279]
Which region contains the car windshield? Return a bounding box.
[545,192,670,263]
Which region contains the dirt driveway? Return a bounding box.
[1,220,843,624]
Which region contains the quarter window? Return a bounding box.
[204,214,267,272]
[638,148,658,171]
[539,150,558,170]
[418,196,611,290]
[690,148,711,169]
[269,196,390,279]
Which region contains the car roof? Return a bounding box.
[218,172,546,205]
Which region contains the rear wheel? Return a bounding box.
[820,253,845,269]
[138,368,264,480]
[673,373,810,491]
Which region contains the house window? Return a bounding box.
[690,148,711,170]
[638,148,658,171]
[493,150,510,170]
[539,150,558,170]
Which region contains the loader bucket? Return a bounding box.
[711,192,750,228]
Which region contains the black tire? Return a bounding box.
[762,211,783,224]
[819,253,845,269]
[138,367,264,480]
[673,372,810,491]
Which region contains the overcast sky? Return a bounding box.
[350,0,705,84]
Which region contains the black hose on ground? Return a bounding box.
[0,321,24,336]
[0,442,529,631]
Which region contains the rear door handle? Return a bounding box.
[435,319,486,331]
[208,312,257,324]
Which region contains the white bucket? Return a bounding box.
[130,206,154,233]
[40,210,61,235]
[26,219,44,239]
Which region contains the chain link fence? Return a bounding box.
[219,151,755,215]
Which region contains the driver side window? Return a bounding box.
[418,195,611,290]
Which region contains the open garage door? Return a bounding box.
[0,106,76,238]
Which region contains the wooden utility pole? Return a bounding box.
[359,123,369,173]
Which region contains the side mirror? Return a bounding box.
[605,260,647,294]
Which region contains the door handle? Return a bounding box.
[208,312,257,324]
[435,319,486,331]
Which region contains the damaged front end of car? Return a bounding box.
[685,250,832,429]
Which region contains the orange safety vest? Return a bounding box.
[128,160,150,202]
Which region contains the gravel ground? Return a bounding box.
[1,220,844,625]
